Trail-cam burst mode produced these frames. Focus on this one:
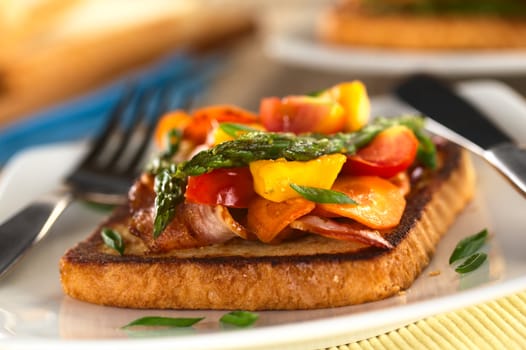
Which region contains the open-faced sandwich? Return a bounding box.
[60,81,475,310]
[318,0,526,50]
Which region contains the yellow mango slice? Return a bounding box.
[249,154,346,202]
[321,81,370,132]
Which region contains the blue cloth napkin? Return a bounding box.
[0,52,222,165]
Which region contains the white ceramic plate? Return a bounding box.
[264,9,526,76]
[1,81,526,350]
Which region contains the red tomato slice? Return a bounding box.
[185,167,255,208]
[259,97,283,132]
[259,96,345,134]
[342,125,418,178]
[184,105,258,144]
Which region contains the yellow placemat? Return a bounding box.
[324,290,526,350]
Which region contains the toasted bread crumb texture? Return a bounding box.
[318,7,526,50]
[60,145,475,310]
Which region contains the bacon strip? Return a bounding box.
[290,215,393,249]
[216,206,251,239]
[128,176,392,251]
[130,202,242,253]
[128,177,245,252]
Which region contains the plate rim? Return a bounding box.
[1,80,526,350]
[263,10,526,75]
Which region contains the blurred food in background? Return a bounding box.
[317,0,526,50]
[0,0,254,127]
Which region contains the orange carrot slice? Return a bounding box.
[389,171,411,197]
[247,196,315,243]
[318,175,406,229]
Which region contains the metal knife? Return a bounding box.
[394,73,526,197]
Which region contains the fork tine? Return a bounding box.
[79,85,136,168]
[124,84,176,175]
[105,87,154,170]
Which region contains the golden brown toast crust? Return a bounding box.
[317,4,526,50]
[60,143,475,310]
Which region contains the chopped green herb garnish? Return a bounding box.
[219,123,259,137]
[412,127,437,169]
[449,229,488,264]
[450,228,489,275]
[165,128,182,158]
[454,253,487,274]
[145,129,182,175]
[122,316,204,329]
[290,183,357,204]
[122,311,259,330]
[101,228,125,255]
[220,311,259,327]
[307,89,326,97]
[83,201,116,213]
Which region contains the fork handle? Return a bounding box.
[0,190,73,279]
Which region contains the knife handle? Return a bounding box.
[485,143,526,197]
[0,190,73,280]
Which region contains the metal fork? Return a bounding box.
[0,83,193,279]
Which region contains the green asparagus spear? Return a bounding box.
[153,169,187,238]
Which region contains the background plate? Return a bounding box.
[264,9,526,76]
[0,80,525,350]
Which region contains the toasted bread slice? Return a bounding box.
[318,1,526,50]
[60,143,475,310]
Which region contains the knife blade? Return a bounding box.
[394,73,526,197]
